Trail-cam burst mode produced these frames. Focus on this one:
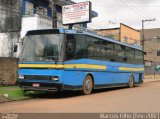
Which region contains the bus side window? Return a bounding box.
[75,35,86,59]
[87,46,93,56]
[135,50,143,64]
[65,35,76,60]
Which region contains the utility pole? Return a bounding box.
[153,49,156,79]
[142,18,155,78]
[51,0,57,28]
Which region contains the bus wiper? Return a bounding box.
[20,59,25,62]
[43,56,58,63]
[19,57,27,62]
[43,56,57,59]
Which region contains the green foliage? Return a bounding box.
[155,65,160,71]
[0,86,34,101]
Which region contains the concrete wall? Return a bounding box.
[0,58,18,85]
[0,0,22,57]
[0,0,21,32]
[0,32,20,57]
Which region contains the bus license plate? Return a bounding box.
[32,83,40,87]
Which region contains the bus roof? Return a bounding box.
[26,28,142,51]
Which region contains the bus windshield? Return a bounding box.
[19,34,64,62]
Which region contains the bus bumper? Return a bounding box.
[17,80,63,92]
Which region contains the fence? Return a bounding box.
[145,65,160,75]
[0,57,18,85]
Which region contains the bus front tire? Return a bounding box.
[82,75,93,95]
[128,75,134,88]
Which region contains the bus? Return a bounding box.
[17,29,144,95]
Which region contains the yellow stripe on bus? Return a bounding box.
[19,64,64,68]
[19,64,107,70]
[64,64,107,70]
[119,67,144,71]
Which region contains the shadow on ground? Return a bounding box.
[25,86,140,99]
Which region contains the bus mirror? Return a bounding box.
[13,45,18,52]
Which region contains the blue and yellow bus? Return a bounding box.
[17,29,144,95]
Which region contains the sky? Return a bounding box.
[72,0,160,30]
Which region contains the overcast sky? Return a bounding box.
[72,0,160,30]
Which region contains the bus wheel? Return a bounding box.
[82,75,93,95]
[128,75,134,88]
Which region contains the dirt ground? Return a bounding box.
[0,81,160,113]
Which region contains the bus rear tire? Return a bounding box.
[82,75,93,95]
[128,75,134,88]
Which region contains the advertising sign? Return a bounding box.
[62,1,91,25]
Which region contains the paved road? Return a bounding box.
[0,81,160,113]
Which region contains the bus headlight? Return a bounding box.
[51,76,59,81]
[18,75,24,79]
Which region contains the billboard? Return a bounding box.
[62,1,91,25]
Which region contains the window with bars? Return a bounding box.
[25,1,48,16]
[25,1,34,15]
[37,6,47,16]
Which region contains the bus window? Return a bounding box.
[65,34,85,60]
[107,42,114,49]
[65,35,76,60]
[87,45,95,57]
[126,47,135,64]
[101,40,108,46]
[135,50,143,64]
[101,47,106,55]
[114,44,121,50]
[75,35,86,58]
[116,45,126,63]
[94,46,101,58]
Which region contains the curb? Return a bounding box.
[144,79,160,83]
[0,97,34,104]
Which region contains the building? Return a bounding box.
[16,0,98,56]
[21,0,54,38]
[140,28,160,74]
[0,0,98,57]
[96,23,141,45]
[21,0,98,38]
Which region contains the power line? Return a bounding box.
[96,0,158,22]
[120,0,148,19]
[93,4,160,8]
